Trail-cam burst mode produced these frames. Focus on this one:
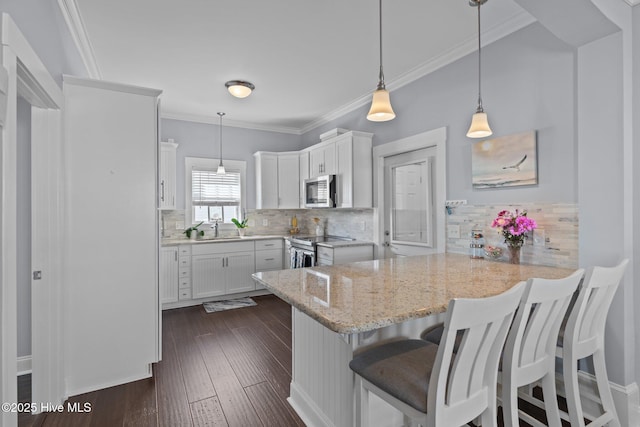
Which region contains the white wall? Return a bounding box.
[161,118,301,210]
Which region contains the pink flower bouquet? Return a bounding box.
[491,209,537,248]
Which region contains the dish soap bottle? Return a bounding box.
[292,215,297,228]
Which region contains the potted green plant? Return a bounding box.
[183,221,204,240]
[231,217,249,237]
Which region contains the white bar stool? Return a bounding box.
[349,282,525,427]
[556,259,628,427]
[500,269,584,427]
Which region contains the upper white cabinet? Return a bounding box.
[299,151,309,208]
[159,140,178,210]
[255,151,300,209]
[334,131,373,208]
[309,142,336,178]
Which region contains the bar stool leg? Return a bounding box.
[593,349,620,427]
[355,376,369,427]
[563,354,586,427]
[540,370,562,427]
[501,373,519,427]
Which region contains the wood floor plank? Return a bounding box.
[122,377,158,427]
[208,375,262,427]
[244,382,305,427]
[239,324,292,375]
[155,331,193,427]
[190,397,228,427]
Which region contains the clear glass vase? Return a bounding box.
[507,246,521,264]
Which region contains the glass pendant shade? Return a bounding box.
[367,88,396,122]
[466,111,492,138]
[216,163,226,174]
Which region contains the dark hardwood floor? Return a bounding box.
[19,295,304,427]
[17,294,567,427]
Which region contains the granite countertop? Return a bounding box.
[316,240,375,249]
[162,235,285,246]
[252,253,575,334]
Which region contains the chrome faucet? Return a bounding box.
[212,219,219,237]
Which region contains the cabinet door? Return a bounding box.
[322,143,336,175]
[278,153,300,208]
[299,151,309,208]
[159,142,177,210]
[255,152,279,209]
[192,254,226,298]
[309,147,324,178]
[159,247,179,303]
[336,137,353,208]
[226,251,256,294]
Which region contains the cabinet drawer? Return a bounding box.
[255,239,283,251]
[256,249,283,271]
[179,256,191,268]
[316,246,334,262]
[192,241,255,255]
[178,288,192,300]
[178,245,191,257]
[179,267,190,278]
[179,277,191,289]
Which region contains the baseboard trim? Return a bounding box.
[288,381,335,427]
[17,355,32,375]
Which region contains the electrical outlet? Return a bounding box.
[247,219,255,227]
[176,220,184,229]
[262,218,269,226]
[445,200,467,207]
[448,225,461,239]
[359,221,366,231]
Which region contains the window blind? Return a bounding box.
[192,169,241,206]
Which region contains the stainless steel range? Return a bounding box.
[288,235,353,268]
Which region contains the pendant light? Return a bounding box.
[466,0,493,138]
[367,0,396,122]
[216,112,226,175]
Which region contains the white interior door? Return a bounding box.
[383,148,437,257]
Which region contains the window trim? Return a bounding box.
[185,157,246,229]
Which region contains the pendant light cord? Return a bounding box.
[377,0,386,90]
[217,112,225,167]
[476,0,483,112]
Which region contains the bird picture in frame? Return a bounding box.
[471,130,538,189]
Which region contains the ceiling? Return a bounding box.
[70,0,533,134]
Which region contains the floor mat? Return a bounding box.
[203,297,257,313]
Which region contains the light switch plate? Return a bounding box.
[448,225,461,239]
[262,218,269,226]
[248,219,255,227]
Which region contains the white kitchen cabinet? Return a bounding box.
[191,241,256,298]
[160,247,179,303]
[254,152,278,209]
[299,151,309,208]
[254,151,300,209]
[309,142,336,177]
[278,153,300,208]
[255,239,284,290]
[316,244,374,266]
[159,140,178,210]
[335,131,373,208]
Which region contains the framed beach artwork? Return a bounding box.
[471,130,538,189]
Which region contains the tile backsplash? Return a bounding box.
[161,209,375,241]
[445,202,578,268]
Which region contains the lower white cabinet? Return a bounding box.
[255,239,284,290]
[192,241,256,299]
[160,247,179,303]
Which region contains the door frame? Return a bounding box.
[373,127,447,258]
[1,13,64,425]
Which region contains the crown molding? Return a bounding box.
[57,0,102,79]
[300,10,536,134]
[161,111,302,135]
[623,0,640,5]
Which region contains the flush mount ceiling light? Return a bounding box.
[466,0,493,138]
[366,0,396,122]
[225,80,255,98]
[217,112,226,175]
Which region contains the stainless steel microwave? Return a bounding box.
[304,175,336,208]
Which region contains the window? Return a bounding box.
[185,157,246,226]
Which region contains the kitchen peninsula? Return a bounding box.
[252,253,575,427]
